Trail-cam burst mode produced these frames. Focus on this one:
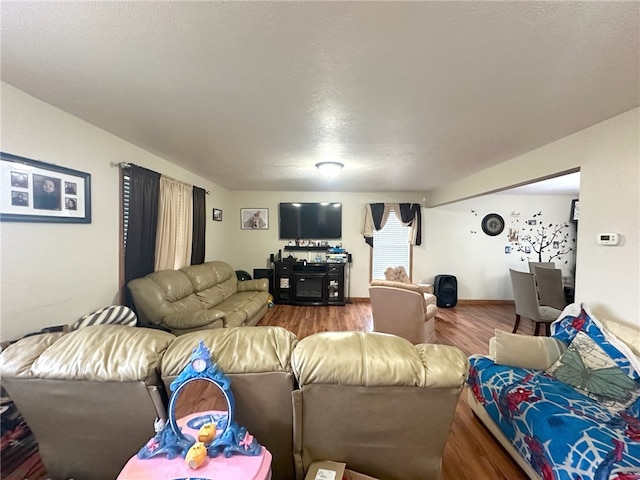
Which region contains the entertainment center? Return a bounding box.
[274,261,345,306]
[274,202,347,306]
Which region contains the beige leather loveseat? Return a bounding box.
[128,260,270,335]
[0,325,468,480]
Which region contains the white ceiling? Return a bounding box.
[1,1,638,194]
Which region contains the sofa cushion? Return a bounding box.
[552,304,640,380]
[183,261,239,299]
[160,326,297,376]
[492,329,567,370]
[30,325,175,383]
[546,331,639,408]
[292,331,467,388]
[0,332,65,378]
[128,269,201,325]
[162,309,226,330]
[601,318,640,357]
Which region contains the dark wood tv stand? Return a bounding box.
[274,261,345,306]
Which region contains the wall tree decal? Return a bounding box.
[516,212,576,263]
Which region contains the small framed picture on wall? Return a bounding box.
[213,208,223,221]
[240,208,269,230]
[570,199,579,222]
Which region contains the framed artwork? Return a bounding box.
[1,152,91,223]
[240,208,269,230]
[570,199,579,222]
[213,208,223,221]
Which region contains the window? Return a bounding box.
[121,169,130,250]
[371,210,412,280]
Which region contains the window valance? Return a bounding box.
[362,202,422,247]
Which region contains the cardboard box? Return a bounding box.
[343,470,379,480]
[304,461,345,480]
[305,461,379,480]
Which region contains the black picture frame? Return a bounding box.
[570,199,579,223]
[213,208,223,221]
[1,152,92,223]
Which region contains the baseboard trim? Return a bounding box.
[353,298,513,305]
[347,297,370,303]
[455,299,514,305]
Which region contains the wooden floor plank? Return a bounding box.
[259,301,530,480]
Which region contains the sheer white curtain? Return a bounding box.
[154,176,193,271]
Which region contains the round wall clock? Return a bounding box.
[481,213,505,236]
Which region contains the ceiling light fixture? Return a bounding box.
[315,161,344,178]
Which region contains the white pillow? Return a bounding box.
[493,329,567,370]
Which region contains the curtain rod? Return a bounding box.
[111,161,210,195]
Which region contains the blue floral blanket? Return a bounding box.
[468,305,640,480]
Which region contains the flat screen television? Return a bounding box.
[279,202,342,239]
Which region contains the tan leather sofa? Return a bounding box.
[0,325,468,480]
[128,260,270,335]
[369,279,438,343]
[0,325,175,480]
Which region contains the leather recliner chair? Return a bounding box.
[158,325,299,480]
[369,280,438,343]
[0,325,175,480]
[291,331,468,480]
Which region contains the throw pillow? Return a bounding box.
[493,329,567,370]
[551,304,640,380]
[546,331,639,408]
[70,305,137,331]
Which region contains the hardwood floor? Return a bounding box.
[259,300,532,480]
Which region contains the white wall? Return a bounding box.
[222,192,577,302]
[427,108,640,326]
[219,191,424,299]
[0,83,228,342]
[427,195,577,300]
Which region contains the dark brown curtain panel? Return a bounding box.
[398,203,422,246]
[191,186,206,265]
[124,165,160,308]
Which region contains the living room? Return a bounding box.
[1,3,639,479]
[2,81,637,342]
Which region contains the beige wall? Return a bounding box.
[1,83,637,342]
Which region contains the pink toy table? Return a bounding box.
[117,412,272,480]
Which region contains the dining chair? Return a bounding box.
[533,266,568,311]
[509,269,563,336]
[527,261,556,273]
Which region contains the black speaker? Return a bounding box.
[236,270,252,281]
[253,268,274,296]
[434,274,457,308]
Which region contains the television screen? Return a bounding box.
[279,202,342,239]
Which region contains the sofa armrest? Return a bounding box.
[162,309,226,330]
[238,278,268,292]
[492,329,567,370]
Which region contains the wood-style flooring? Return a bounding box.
[258,300,532,480]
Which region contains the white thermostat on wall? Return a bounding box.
[596,233,621,245]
